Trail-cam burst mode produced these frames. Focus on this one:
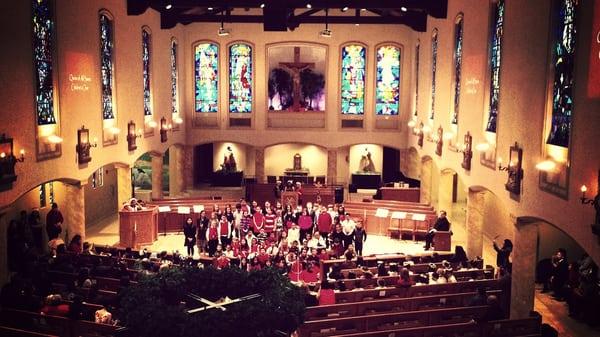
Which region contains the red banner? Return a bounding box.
[588,0,600,98]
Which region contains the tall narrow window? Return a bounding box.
[170,40,179,117]
[414,41,420,117]
[430,29,438,121]
[32,0,56,125]
[452,16,464,125]
[195,42,219,113]
[546,0,577,148]
[229,43,253,113]
[39,184,46,208]
[49,182,55,204]
[142,29,152,116]
[100,14,115,120]
[341,44,366,115]
[375,45,401,115]
[486,0,504,132]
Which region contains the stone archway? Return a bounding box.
[407,147,420,180]
[420,156,433,204]
[438,168,457,219]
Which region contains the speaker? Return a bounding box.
[263,7,290,31]
[335,187,344,204]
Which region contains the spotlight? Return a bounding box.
[208,7,213,11]
[260,3,265,9]
[319,29,332,37]
[400,6,407,12]
[306,3,312,9]
[165,4,172,10]
[218,26,230,36]
[341,6,349,12]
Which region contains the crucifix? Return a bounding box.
[279,47,314,112]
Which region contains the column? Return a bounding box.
[0,208,12,286]
[183,145,194,191]
[438,171,454,218]
[151,152,164,200]
[169,144,185,197]
[327,149,337,185]
[510,219,538,319]
[255,147,265,183]
[420,159,432,204]
[64,182,86,242]
[115,163,132,208]
[466,188,485,258]
[399,149,409,175]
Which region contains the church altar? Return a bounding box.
[351,173,382,189]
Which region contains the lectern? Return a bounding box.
[119,206,158,249]
[281,191,299,209]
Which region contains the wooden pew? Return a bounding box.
[334,279,500,304]
[305,290,503,321]
[0,308,122,337]
[298,305,488,337]
[325,315,542,337]
[0,326,58,337]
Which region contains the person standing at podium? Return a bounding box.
[424,211,450,250]
[183,217,197,257]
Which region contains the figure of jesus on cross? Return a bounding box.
[279,47,314,112]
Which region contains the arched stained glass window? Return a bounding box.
[100,13,114,120]
[341,44,366,115]
[229,43,252,113]
[32,0,56,125]
[142,29,152,116]
[486,0,504,132]
[452,16,464,125]
[546,0,578,148]
[414,41,420,117]
[430,29,438,121]
[195,42,219,113]
[170,40,179,115]
[375,45,400,115]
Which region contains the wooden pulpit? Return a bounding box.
[119,206,158,249]
[281,191,299,209]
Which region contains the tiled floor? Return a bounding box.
[85,199,600,336]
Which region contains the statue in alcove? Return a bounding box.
[359,148,376,173]
[293,153,302,171]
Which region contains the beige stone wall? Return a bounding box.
[84,165,118,225]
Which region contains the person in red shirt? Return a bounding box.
[252,206,265,234]
[41,294,70,317]
[218,215,231,246]
[215,254,230,269]
[300,262,320,284]
[257,247,270,266]
[317,206,333,248]
[264,207,277,233]
[295,182,304,205]
[298,208,313,242]
[67,235,83,254]
[317,281,336,306]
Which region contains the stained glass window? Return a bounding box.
[229,43,252,113]
[546,0,577,148]
[170,40,179,115]
[375,45,400,115]
[452,16,464,125]
[142,29,152,116]
[195,43,219,113]
[430,29,438,120]
[486,0,504,132]
[100,14,114,120]
[414,41,420,117]
[32,0,56,125]
[341,44,366,115]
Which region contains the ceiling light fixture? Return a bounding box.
[341,6,349,12]
[259,3,265,9]
[218,12,230,36]
[319,8,332,37]
[400,6,408,12]
[165,4,172,10]
[306,4,312,9]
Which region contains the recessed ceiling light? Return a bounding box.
[165,4,172,10]
[208,7,213,11]
[400,6,408,12]
[260,3,265,9]
[306,4,312,9]
[360,8,366,11]
[341,6,349,12]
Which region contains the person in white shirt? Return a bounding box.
[341,217,356,248]
[287,223,300,245]
[307,231,326,249]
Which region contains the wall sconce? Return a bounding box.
[417,122,424,148]
[76,126,97,164]
[160,117,172,143]
[582,171,600,238]
[0,134,25,191]
[461,132,473,171]
[435,126,443,156]
[499,142,523,195]
[127,121,142,151]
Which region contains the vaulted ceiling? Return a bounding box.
[127,0,448,32]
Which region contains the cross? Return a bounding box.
[279,47,315,112]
